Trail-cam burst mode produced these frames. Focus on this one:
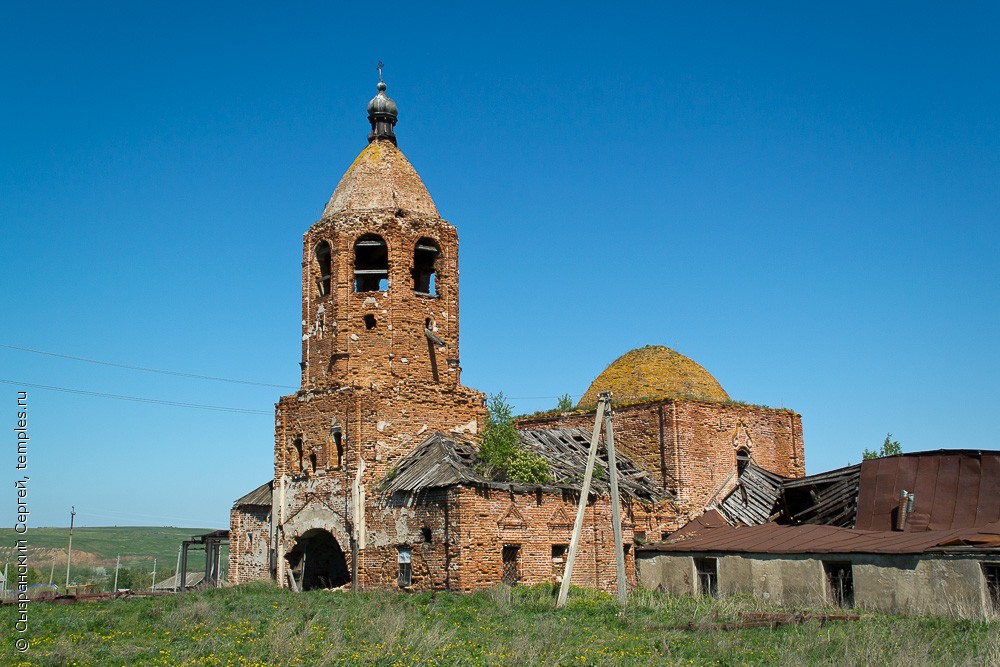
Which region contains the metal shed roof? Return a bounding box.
[640,509,1000,556]
[854,450,1000,532]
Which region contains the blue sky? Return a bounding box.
[2,2,997,528]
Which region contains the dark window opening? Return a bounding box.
[363,314,377,330]
[315,241,332,296]
[736,447,751,476]
[292,437,304,473]
[412,238,440,295]
[824,561,854,607]
[695,557,718,597]
[501,545,520,585]
[551,544,568,579]
[354,234,388,292]
[397,546,412,587]
[309,453,317,473]
[984,564,1000,611]
[331,427,343,469]
[421,527,432,543]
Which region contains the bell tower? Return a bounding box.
[299,77,464,392]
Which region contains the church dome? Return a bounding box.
[322,139,440,218]
[367,81,398,117]
[578,345,729,407]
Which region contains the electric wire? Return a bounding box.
[1,343,579,405]
[1,343,296,389]
[0,379,271,415]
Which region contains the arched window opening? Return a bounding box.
[412,238,440,295]
[331,425,343,469]
[354,234,388,292]
[309,453,318,473]
[292,437,304,473]
[315,241,332,296]
[736,447,751,476]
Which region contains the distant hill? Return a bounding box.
[0,526,224,575]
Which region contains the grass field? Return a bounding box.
[1,582,997,666]
[0,526,225,590]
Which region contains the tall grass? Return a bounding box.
[0,582,996,666]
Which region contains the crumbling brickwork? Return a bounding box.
[517,399,804,525]
[228,505,271,584]
[229,83,808,593]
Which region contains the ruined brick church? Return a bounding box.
[228,78,805,592]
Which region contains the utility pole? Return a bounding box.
[65,506,76,589]
[604,400,628,606]
[557,394,607,608]
[174,545,182,592]
[113,554,121,592]
[48,561,55,585]
[151,559,157,591]
[557,392,628,608]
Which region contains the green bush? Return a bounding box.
[477,392,552,485]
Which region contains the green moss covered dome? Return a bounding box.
[578,345,729,407]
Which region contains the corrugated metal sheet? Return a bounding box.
[854,450,1000,532]
[642,509,1000,556]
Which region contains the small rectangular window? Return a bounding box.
[397,546,412,587]
[695,557,718,597]
[824,561,854,607]
[551,544,568,579]
[983,563,1000,611]
[502,545,520,586]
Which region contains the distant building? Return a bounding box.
[637,450,1000,618]
[228,77,803,593]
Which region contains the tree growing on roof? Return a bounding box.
[556,393,574,412]
[476,392,551,484]
[863,433,903,460]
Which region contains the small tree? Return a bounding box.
[556,394,574,412]
[863,433,902,460]
[477,392,551,484]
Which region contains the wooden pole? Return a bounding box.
[151,559,157,591]
[277,475,287,588]
[65,506,75,589]
[113,554,121,592]
[173,545,182,592]
[557,396,607,608]
[604,400,627,606]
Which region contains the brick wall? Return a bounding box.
[229,506,271,584]
[517,398,804,522]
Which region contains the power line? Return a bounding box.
[1,343,578,403]
[0,379,271,415]
[0,343,296,389]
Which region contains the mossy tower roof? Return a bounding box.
[323,139,440,218]
[578,345,729,407]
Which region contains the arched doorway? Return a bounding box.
[285,529,349,590]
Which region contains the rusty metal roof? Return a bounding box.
[854,450,1000,532]
[380,429,667,502]
[643,450,1000,556]
[640,509,1000,555]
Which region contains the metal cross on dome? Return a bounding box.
[377,61,384,82]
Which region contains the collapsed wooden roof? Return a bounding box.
[714,462,862,528]
[649,450,1000,556]
[232,480,273,508]
[380,429,668,503]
